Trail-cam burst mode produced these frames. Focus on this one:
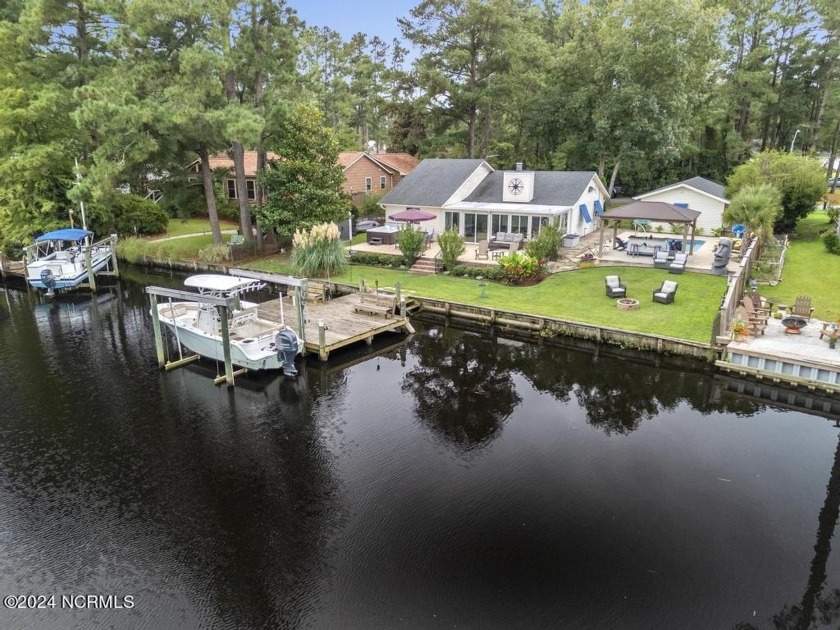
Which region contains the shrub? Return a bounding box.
[654,224,665,233]
[695,227,705,235]
[198,243,230,264]
[828,205,839,226]
[711,227,726,237]
[437,228,465,270]
[525,225,562,261]
[823,232,840,255]
[497,251,546,285]
[110,194,170,236]
[291,222,348,277]
[397,227,425,265]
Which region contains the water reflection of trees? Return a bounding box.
[510,341,760,436]
[401,328,521,450]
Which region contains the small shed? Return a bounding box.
[599,201,701,256]
[633,176,729,233]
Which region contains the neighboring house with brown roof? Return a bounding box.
[188,150,419,205]
[338,151,420,203]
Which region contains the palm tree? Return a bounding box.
[724,183,783,254]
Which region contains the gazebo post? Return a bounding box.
[689,220,697,255]
[598,216,604,256]
[612,222,618,250]
[682,222,689,254]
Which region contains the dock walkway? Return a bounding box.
[258,292,413,361]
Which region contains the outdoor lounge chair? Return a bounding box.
[605,275,627,298]
[791,295,814,320]
[653,251,671,269]
[736,305,766,336]
[653,280,678,304]
[614,237,628,251]
[740,298,769,325]
[475,239,490,260]
[668,253,688,274]
[745,291,771,319]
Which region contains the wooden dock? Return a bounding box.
[257,293,413,361]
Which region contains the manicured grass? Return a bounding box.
[761,210,840,321]
[156,217,238,238]
[118,234,219,262]
[248,258,727,343]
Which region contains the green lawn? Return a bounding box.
[248,259,727,343]
[761,210,840,321]
[118,234,219,262]
[157,217,238,238]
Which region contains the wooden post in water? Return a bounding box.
[149,294,165,368]
[318,320,328,361]
[400,297,406,319]
[395,281,401,305]
[218,305,235,386]
[295,282,306,343]
[110,235,120,278]
[83,246,97,291]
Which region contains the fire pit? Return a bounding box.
[781,316,808,334]
[617,298,640,311]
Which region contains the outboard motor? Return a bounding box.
[275,329,299,376]
[40,268,57,297]
[711,237,732,276]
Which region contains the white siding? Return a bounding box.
[571,176,609,236]
[636,188,726,233]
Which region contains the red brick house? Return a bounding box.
[189,150,419,205]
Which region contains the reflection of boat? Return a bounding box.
[156,274,302,374]
[25,229,113,295]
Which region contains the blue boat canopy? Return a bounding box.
[36,228,92,242]
[579,203,592,223]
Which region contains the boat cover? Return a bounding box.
[35,228,93,242]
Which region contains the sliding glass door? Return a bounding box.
[463,213,489,243]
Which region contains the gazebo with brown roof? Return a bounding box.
[599,201,701,257]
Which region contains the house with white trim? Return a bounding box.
[379,159,609,242]
[633,176,729,233]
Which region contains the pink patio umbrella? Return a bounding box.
[388,208,436,223]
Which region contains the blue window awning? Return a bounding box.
[579,203,592,223]
[594,199,604,215]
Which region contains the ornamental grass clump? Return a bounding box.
[497,251,546,285]
[291,222,348,278]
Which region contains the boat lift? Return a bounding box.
[145,285,243,386]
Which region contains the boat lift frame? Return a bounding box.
[145,286,243,387]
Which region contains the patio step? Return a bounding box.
[410,257,437,275]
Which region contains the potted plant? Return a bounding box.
[731,317,749,341]
[829,332,838,350]
[578,251,596,268]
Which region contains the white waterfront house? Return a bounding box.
[379,159,609,242]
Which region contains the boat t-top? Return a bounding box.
[156,274,302,375]
[25,228,114,295]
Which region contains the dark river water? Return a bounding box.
[0,271,839,630]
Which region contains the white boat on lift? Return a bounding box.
[156,274,302,375]
[25,228,113,295]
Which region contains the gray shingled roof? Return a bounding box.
[601,201,701,222]
[640,176,727,201]
[464,171,598,206]
[379,159,487,207]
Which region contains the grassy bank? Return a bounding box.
[249,258,726,343]
[761,210,840,321]
[156,217,238,238]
